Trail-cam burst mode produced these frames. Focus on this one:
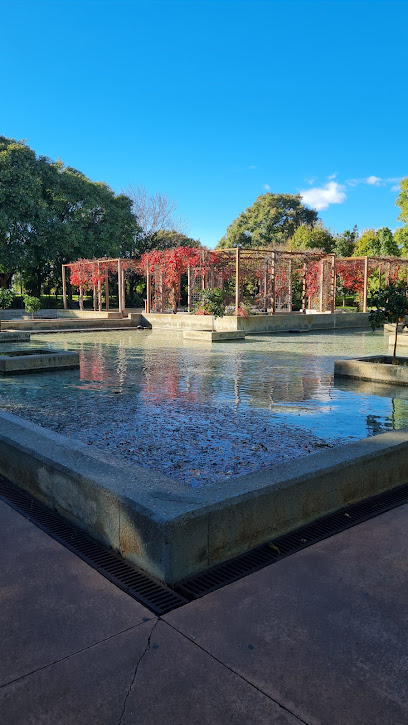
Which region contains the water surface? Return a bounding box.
[0,328,405,485]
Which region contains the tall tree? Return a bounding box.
[217,192,318,249]
[0,136,137,293]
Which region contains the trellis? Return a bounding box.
[63,251,408,316]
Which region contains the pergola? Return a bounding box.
[62,250,408,316]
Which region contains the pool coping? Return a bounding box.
[0,410,407,584]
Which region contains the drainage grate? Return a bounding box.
[0,477,188,616]
[175,482,408,600]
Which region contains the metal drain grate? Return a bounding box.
[0,477,188,616]
[175,482,408,600]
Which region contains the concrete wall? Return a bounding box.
[0,410,407,584]
[0,317,137,331]
[0,308,142,321]
[140,312,371,335]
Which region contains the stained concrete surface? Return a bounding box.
[1,499,408,724]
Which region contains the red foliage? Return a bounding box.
[69,260,106,289]
[336,261,365,293]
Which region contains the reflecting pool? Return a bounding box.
[0,328,406,485]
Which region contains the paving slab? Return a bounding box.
[0,619,302,725]
[165,505,408,725]
[0,500,152,686]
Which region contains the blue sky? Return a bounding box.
[1,0,407,247]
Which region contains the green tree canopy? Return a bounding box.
[333,226,358,257]
[0,136,137,293]
[395,227,408,257]
[141,229,201,253]
[217,192,318,249]
[289,222,334,253]
[396,178,408,225]
[353,227,399,258]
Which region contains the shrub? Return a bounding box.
[0,289,14,310]
[194,288,225,318]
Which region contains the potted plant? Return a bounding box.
[23,295,41,319]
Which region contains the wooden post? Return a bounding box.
[79,285,84,311]
[363,256,368,313]
[62,265,67,310]
[121,267,126,315]
[117,259,122,314]
[301,262,307,314]
[146,268,151,313]
[263,259,268,312]
[386,261,391,286]
[235,246,241,315]
[288,259,292,312]
[378,263,382,290]
[271,251,276,315]
[187,265,191,312]
[93,284,97,311]
[105,272,109,311]
[98,263,102,312]
[330,254,336,313]
[319,260,324,312]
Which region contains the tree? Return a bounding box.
[396,178,408,225]
[395,227,408,257]
[369,283,408,361]
[217,192,318,249]
[289,222,334,253]
[333,226,358,257]
[377,227,400,257]
[148,229,201,251]
[353,229,381,256]
[126,185,185,253]
[0,136,137,295]
[353,227,399,258]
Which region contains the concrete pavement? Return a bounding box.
[1,498,408,724]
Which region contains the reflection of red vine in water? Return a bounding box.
[79,349,106,382]
[140,356,199,404]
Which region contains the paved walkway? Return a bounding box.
[1,498,408,724]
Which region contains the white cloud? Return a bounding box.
[263,183,270,190]
[391,184,400,192]
[328,173,337,180]
[346,175,401,188]
[300,181,346,211]
[304,177,315,186]
[366,175,382,185]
